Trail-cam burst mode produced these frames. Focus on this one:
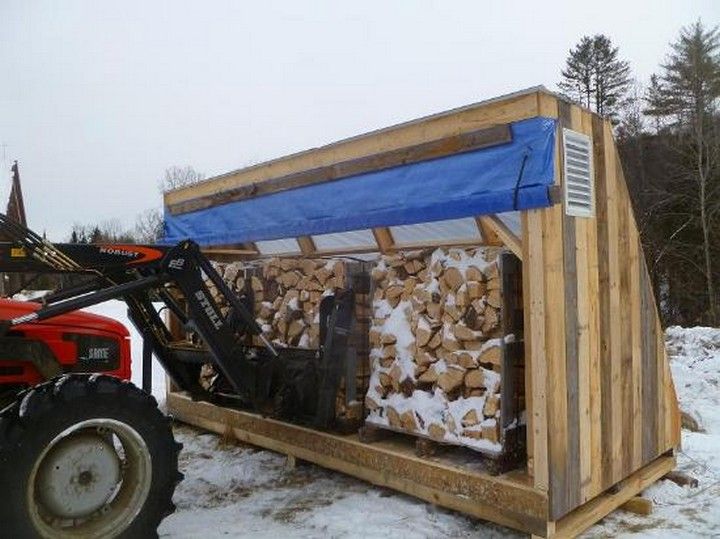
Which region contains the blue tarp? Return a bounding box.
[164,117,557,246]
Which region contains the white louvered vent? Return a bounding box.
[563,128,594,217]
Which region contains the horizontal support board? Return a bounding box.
[168,124,512,216]
[167,391,548,535]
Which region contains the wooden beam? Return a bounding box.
[620,496,653,516]
[475,217,502,245]
[297,236,316,256]
[168,125,512,215]
[201,248,258,257]
[167,391,548,536]
[548,455,674,537]
[372,228,395,253]
[479,215,522,259]
[664,470,698,488]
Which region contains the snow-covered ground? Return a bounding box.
[83,300,720,538]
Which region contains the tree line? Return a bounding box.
[559,21,719,327]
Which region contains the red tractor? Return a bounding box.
[0,299,180,537]
[0,213,358,537]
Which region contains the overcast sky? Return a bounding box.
[1,0,717,240]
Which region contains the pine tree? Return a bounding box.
[559,34,631,121]
[645,20,720,325]
[592,35,632,118]
[559,36,595,108]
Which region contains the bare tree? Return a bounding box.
[158,165,205,192]
[134,208,164,244]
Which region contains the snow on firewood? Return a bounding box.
[366,246,511,453]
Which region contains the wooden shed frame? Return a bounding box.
[163,86,681,537]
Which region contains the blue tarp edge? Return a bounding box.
[163,116,557,246]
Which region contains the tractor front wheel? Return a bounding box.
[0,374,182,538]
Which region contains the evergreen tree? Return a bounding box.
[559,34,631,121]
[559,36,595,108]
[592,35,632,118]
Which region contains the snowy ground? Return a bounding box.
[83,300,720,538]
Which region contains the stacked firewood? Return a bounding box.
[206,257,370,424]
[365,247,509,452]
[246,257,350,349]
[206,258,349,348]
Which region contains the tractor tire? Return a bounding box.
[0,374,183,538]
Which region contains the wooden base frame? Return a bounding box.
[167,391,673,538]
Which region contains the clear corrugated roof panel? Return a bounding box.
[312,229,377,250]
[255,238,301,255]
[390,217,481,245]
[497,211,521,236]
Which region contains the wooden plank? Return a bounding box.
[563,103,584,509]
[297,236,316,255]
[591,115,613,489]
[543,200,570,520]
[521,211,534,477]
[166,391,549,536]
[372,228,395,253]
[573,108,600,503]
[476,217,503,246]
[201,247,259,256]
[664,347,682,450]
[621,496,653,516]
[640,255,658,464]
[168,124,513,215]
[656,317,667,453]
[525,209,548,492]
[582,114,603,501]
[575,216,592,503]
[629,208,644,471]
[563,209,581,512]
[536,92,559,118]
[165,90,543,207]
[616,157,634,478]
[603,121,624,485]
[478,215,522,259]
[550,455,675,538]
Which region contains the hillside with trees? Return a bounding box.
[560,21,720,326]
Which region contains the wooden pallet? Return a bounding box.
[167,391,673,538]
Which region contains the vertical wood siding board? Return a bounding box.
[575,217,593,502]
[578,109,602,499]
[585,211,603,499]
[592,117,612,489]
[616,169,633,478]
[603,122,623,484]
[563,212,581,510]
[544,202,570,520]
[521,213,535,477]
[665,348,682,449]
[640,262,658,463]
[558,100,573,127]
[573,107,593,502]
[527,210,549,491]
[629,215,644,470]
[564,103,583,508]
[656,318,666,452]
[545,105,571,518]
